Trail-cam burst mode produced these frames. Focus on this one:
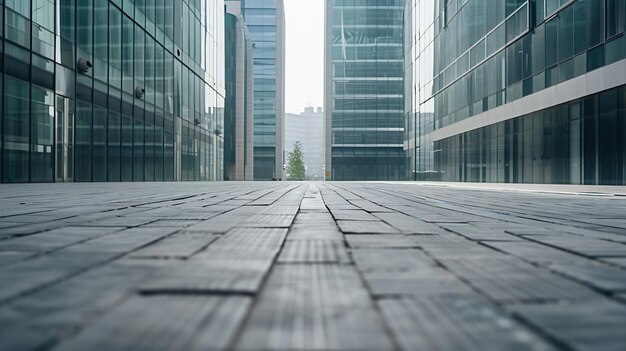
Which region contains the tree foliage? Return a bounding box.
[287,141,306,180]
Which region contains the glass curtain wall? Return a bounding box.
[407,0,626,184]
[434,85,626,185]
[329,0,406,181]
[1,0,225,183]
[241,0,281,180]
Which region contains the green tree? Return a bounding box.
[287,141,306,180]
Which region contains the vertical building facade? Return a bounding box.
[406,0,626,185]
[324,0,406,181]
[241,0,286,180]
[0,0,225,183]
[225,1,254,181]
[285,107,325,180]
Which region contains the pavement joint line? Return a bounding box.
[226,184,308,348]
[318,184,402,351]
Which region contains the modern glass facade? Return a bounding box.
[325,0,406,181]
[241,0,285,180]
[434,86,626,184]
[224,4,254,181]
[1,0,225,183]
[406,0,626,184]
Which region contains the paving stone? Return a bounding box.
[0,226,125,253]
[548,261,626,292]
[420,242,511,260]
[511,300,626,351]
[379,296,555,351]
[200,228,288,255]
[440,257,599,303]
[345,234,417,249]
[440,224,524,241]
[235,264,394,350]
[62,227,178,254]
[141,219,201,228]
[129,232,220,259]
[417,215,469,224]
[351,249,436,272]
[287,225,344,241]
[348,199,393,212]
[329,209,380,221]
[0,221,68,237]
[600,257,626,267]
[372,212,446,234]
[531,236,626,257]
[261,205,300,216]
[0,325,56,351]
[1,259,172,332]
[0,251,35,266]
[0,221,27,229]
[504,227,558,236]
[54,295,251,351]
[299,198,327,212]
[363,269,476,297]
[325,204,360,211]
[483,241,585,265]
[238,214,296,228]
[140,228,287,294]
[132,207,215,219]
[337,220,399,234]
[410,233,472,246]
[292,211,335,222]
[0,253,116,303]
[0,213,76,224]
[82,216,157,227]
[278,240,350,264]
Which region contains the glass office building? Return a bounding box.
[325,0,406,181]
[406,0,626,184]
[1,0,225,183]
[224,3,254,181]
[241,0,285,180]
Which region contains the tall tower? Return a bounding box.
[240,0,286,180]
[225,1,255,181]
[324,0,406,181]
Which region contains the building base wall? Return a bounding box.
[431,85,626,185]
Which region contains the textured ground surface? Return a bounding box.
[1,182,625,351]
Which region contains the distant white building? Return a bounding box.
[285,107,324,180]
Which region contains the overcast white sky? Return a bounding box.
[284,0,324,114]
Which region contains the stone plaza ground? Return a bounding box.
[1,181,626,350]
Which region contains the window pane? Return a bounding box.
[94,0,108,84]
[133,116,145,181]
[122,15,134,94]
[93,105,107,181]
[606,0,626,38]
[121,114,133,181]
[75,100,92,181]
[3,77,30,182]
[108,110,121,181]
[109,5,122,89]
[573,0,588,55]
[545,17,558,67]
[30,84,54,182]
[558,5,573,62]
[588,0,605,47]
